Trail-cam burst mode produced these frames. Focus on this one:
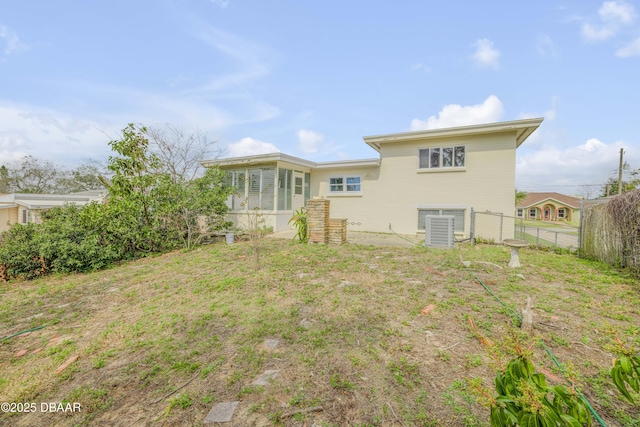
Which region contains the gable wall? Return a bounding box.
[311,132,517,235]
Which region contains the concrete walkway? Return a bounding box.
[266,229,424,247]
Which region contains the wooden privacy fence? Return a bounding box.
[581,189,640,272]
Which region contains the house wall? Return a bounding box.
[311,132,517,237]
[0,206,20,233]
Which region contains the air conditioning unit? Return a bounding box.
[424,215,455,248]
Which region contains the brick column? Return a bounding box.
[328,218,347,244]
[307,198,330,244]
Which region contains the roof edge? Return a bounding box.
[200,152,317,168]
[363,118,544,151]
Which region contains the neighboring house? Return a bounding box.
[0,191,105,234]
[516,192,580,222]
[201,118,543,240]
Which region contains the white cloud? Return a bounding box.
[536,34,560,57]
[410,95,505,131]
[518,96,558,122]
[296,129,324,154]
[581,23,616,41]
[471,39,500,69]
[581,0,636,41]
[0,25,28,56]
[0,103,115,166]
[600,0,636,24]
[616,36,640,56]
[517,138,638,189]
[226,137,279,157]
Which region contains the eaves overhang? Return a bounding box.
[363,118,544,152]
[314,158,380,169]
[200,152,316,169]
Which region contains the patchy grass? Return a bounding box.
[1,239,639,426]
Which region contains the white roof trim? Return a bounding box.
[315,159,380,169]
[363,118,544,152]
[200,152,316,169]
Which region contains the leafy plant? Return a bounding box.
[288,207,309,243]
[608,331,640,404]
[472,357,593,426]
[611,355,640,404]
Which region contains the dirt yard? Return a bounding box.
[1,239,639,426]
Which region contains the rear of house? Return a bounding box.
[202,118,543,241]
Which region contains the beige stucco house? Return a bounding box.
[516,192,580,222]
[0,191,105,234]
[202,118,543,240]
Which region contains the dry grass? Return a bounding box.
[1,239,639,426]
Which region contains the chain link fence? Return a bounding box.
[471,210,580,250]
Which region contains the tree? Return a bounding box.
[0,165,10,193]
[1,156,60,193]
[515,189,527,205]
[600,170,640,197]
[55,159,109,193]
[145,124,223,183]
[106,124,231,252]
[0,156,107,194]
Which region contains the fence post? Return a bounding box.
[499,213,504,242]
[470,207,475,245]
[578,201,583,250]
[536,228,540,244]
[554,232,558,246]
[520,218,524,239]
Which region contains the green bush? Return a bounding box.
[0,223,42,279]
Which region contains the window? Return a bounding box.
[529,209,537,218]
[418,209,464,233]
[22,209,27,224]
[419,146,465,169]
[224,170,246,210]
[558,208,566,219]
[247,168,275,210]
[278,168,292,210]
[516,208,524,218]
[304,173,310,205]
[295,176,303,195]
[329,175,361,194]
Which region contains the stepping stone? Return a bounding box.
[204,401,239,424]
[14,349,28,358]
[337,280,353,288]
[55,355,79,375]
[263,339,280,349]
[253,370,280,386]
[299,319,312,329]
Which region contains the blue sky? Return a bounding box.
[1,0,639,196]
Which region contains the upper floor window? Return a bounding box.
[329,176,361,194]
[418,146,465,169]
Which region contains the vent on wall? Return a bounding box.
[424,215,455,248]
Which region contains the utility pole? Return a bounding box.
[618,148,624,195]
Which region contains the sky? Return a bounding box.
[1,0,639,197]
